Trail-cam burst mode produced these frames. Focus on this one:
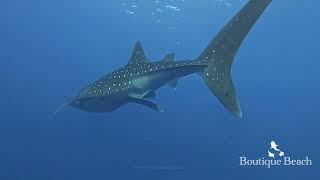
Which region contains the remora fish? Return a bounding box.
[61,0,272,117]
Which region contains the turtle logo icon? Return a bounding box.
[268,141,285,158]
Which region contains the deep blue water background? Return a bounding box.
[1,0,319,179]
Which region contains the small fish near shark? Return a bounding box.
[58,0,272,118]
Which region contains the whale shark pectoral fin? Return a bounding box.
[167,79,178,91]
[128,90,152,99]
[129,98,163,112]
[144,91,156,99]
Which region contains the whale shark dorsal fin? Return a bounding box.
[129,41,148,64]
[162,53,175,62]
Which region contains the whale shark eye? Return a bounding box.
[225,92,230,97]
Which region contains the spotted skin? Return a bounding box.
[79,60,206,98]
[68,0,272,117]
[71,55,207,112]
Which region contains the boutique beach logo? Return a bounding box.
[240,140,312,168]
[268,141,284,158]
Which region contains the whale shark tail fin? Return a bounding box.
[197,0,272,117]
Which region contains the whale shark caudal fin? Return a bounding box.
[197,0,272,118]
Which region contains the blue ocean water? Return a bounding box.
[0,0,319,179]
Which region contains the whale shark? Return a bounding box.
[63,0,272,117]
